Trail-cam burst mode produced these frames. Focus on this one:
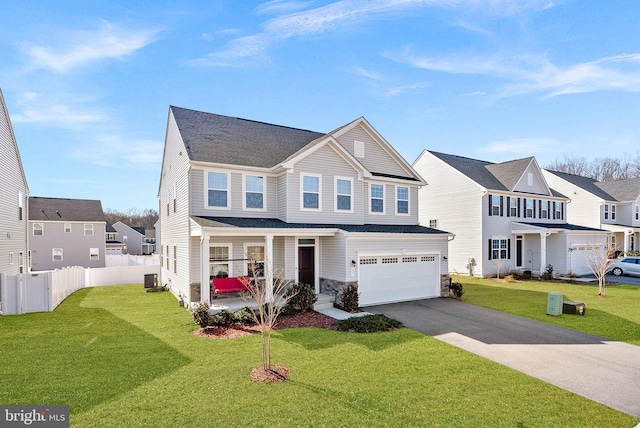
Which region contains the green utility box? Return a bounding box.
[547,292,563,316]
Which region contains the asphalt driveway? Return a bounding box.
[366,298,640,418]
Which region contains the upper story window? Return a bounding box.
[636,204,639,221]
[554,202,562,220]
[611,204,616,221]
[429,219,438,229]
[525,199,534,218]
[64,223,71,233]
[370,184,385,214]
[335,177,352,212]
[491,195,500,216]
[18,191,23,221]
[396,186,409,215]
[302,174,321,210]
[84,224,94,236]
[509,197,518,217]
[208,171,229,208]
[540,201,549,219]
[244,175,265,210]
[33,223,43,236]
[604,204,609,220]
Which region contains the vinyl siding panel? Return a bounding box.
[159,111,192,301]
[513,164,549,195]
[320,234,347,281]
[0,91,28,275]
[277,173,288,221]
[288,145,365,224]
[414,151,483,275]
[542,171,603,228]
[29,221,106,270]
[190,169,278,218]
[336,125,410,178]
[363,182,419,225]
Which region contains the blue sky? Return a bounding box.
[1,0,639,212]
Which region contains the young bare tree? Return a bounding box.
[490,259,507,279]
[240,261,296,374]
[585,241,614,297]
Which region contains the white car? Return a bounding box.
[609,256,640,277]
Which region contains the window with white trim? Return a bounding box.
[370,184,385,214]
[636,204,639,221]
[396,186,409,215]
[491,239,508,260]
[244,175,265,210]
[509,197,518,217]
[84,224,94,236]
[246,245,265,278]
[525,199,534,218]
[429,219,437,229]
[64,223,71,233]
[302,174,321,210]
[18,191,23,221]
[90,248,99,261]
[52,248,63,262]
[611,204,616,221]
[491,195,500,216]
[604,204,609,220]
[33,223,43,236]
[208,171,229,208]
[335,177,352,212]
[210,245,231,279]
[541,201,549,219]
[555,202,562,219]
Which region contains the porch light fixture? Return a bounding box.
[351,260,356,266]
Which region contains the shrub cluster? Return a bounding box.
[282,282,317,316]
[449,282,464,299]
[333,314,402,333]
[189,304,257,328]
[337,284,360,313]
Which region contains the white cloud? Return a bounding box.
[385,82,428,96]
[256,1,316,15]
[478,137,570,162]
[22,21,161,72]
[391,49,640,97]
[71,135,164,168]
[11,104,106,127]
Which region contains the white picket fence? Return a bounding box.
[106,254,160,267]
[0,258,160,315]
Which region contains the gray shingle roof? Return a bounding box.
[545,170,640,202]
[430,151,563,196]
[514,222,605,232]
[170,106,326,168]
[544,170,614,200]
[192,216,448,234]
[29,197,105,222]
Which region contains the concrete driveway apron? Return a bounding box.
[366,298,640,418]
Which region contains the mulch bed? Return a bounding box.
[192,310,335,340]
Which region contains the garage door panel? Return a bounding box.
[359,254,439,306]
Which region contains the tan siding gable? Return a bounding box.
[335,124,411,178]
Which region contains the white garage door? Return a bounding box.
[358,254,440,306]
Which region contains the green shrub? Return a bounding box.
[282,283,317,315]
[234,307,256,325]
[190,302,210,328]
[333,314,402,333]
[208,309,236,327]
[338,284,359,313]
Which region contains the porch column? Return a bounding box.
[539,232,548,273]
[200,233,210,305]
[624,230,631,253]
[265,234,274,300]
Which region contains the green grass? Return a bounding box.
[456,275,640,345]
[1,285,638,427]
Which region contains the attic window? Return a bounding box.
[354,141,364,158]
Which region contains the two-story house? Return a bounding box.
[543,170,640,255]
[0,88,29,276]
[158,106,451,307]
[106,224,126,255]
[111,222,155,255]
[28,197,107,271]
[413,151,608,277]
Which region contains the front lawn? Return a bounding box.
[456,275,640,345]
[0,285,638,427]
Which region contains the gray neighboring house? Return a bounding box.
[543,170,640,255]
[111,222,155,255]
[158,106,451,307]
[0,88,29,275]
[28,197,107,271]
[106,223,126,255]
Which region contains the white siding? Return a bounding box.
[320,233,347,281]
[159,111,192,301]
[513,164,549,195]
[336,125,411,178]
[414,151,483,275]
[0,90,28,275]
[363,182,419,225]
[542,171,603,228]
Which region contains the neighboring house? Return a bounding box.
[105,223,126,255]
[0,88,29,275]
[414,151,608,277]
[158,106,451,307]
[28,197,107,271]
[112,222,155,255]
[543,170,640,255]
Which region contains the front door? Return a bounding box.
[516,235,523,268]
[298,246,315,287]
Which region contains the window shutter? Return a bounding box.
[523,198,527,217]
[517,198,521,217]
[561,202,564,220]
[552,202,556,219]
[506,197,511,217]
[488,239,492,260]
[500,195,504,216]
[533,200,536,218]
[539,200,542,218]
[507,239,511,259]
[488,194,492,216]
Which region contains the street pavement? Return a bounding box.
[367,298,640,418]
